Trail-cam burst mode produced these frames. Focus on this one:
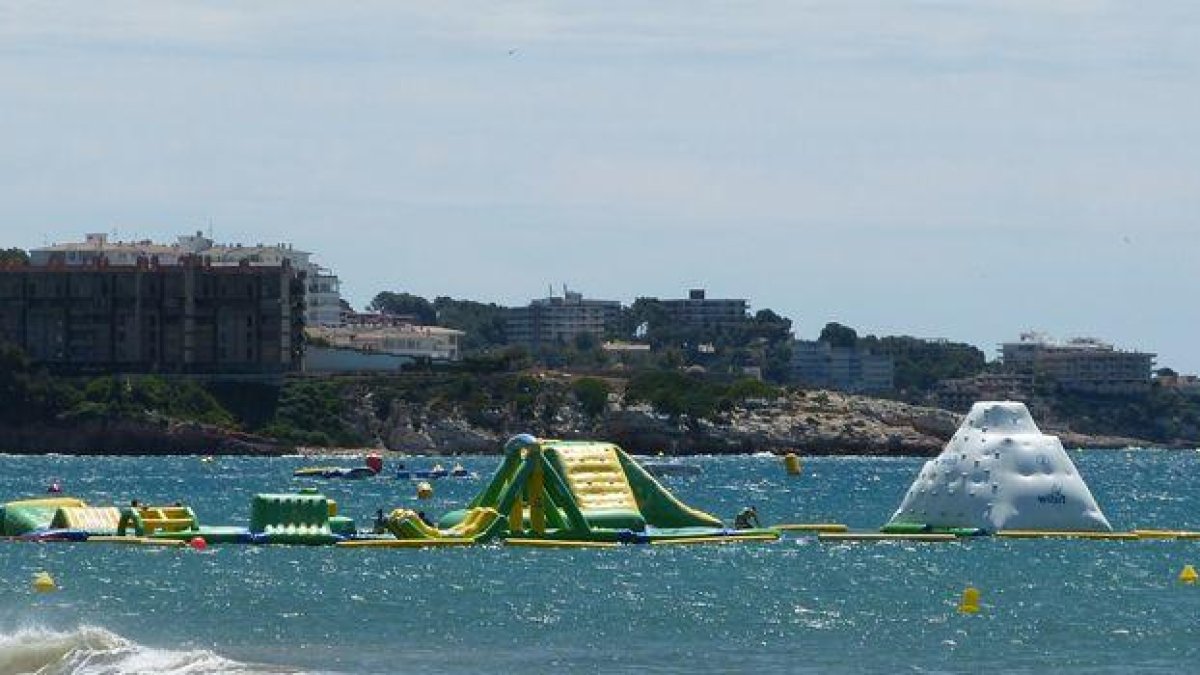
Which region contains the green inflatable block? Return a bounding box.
[250,492,338,545]
[3,506,60,536]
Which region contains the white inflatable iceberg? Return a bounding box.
[886,401,1111,533]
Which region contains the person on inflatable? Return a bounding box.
[734,505,761,529]
[372,509,387,534]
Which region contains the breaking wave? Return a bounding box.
[0,625,299,675]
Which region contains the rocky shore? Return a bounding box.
[0,388,1163,456]
[358,389,1157,456]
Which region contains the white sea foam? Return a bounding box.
[0,625,300,675]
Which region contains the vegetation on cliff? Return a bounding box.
[1,336,1196,452]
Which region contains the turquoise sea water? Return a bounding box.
[3,450,1200,674]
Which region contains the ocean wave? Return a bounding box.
[0,625,300,675]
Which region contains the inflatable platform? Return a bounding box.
[386,434,777,545]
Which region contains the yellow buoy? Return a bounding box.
[416,481,434,500]
[32,571,57,593]
[957,586,981,614]
[1180,565,1198,584]
[784,452,801,476]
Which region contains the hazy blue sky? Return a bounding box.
[2,2,1197,371]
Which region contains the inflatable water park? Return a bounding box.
[1,433,778,548]
[4,402,1200,549]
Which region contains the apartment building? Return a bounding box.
[935,373,1036,412]
[791,340,894,393]
[0,257,304,376]
[32,232,343,326]
[506,290,621,351]
[645,288,748,329]
[1000,333,1155,394]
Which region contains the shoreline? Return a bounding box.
[2,441,1189,459]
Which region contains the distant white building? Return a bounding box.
[31,231,344,327]
[1000,332,1155,394]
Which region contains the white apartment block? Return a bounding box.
[32,232,344,327]
[1000,333,1155,394]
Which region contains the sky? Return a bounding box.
[1,2,1197,371]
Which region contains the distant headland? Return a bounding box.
[0,236,1195,454]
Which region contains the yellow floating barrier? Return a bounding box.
[996,530,1139,540]
[84,536,187,547]
[650,533,779,546]
[336,538,474,548]
[504,538,621,549]
[1133,530,1200,540]
[818,532,957,542]
[773,523,849,533]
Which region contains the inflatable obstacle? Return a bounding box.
[885,401,1112,534]
[1,498,87,536]
[393,434,776,545]
[248,491,356,544]
[118,505,199,537]
[294,453,384,480]
[51,507,122,534]
[117,504,259,544]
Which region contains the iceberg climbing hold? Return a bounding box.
[886,401,1112,533]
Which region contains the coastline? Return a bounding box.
[0,384,1183,457]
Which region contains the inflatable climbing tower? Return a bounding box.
[887,401,1112,533]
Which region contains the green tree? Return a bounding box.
[0,248,29,265]
[367,291,436,324]
[819,322,858,348]
[572,377,610,417]
[857,334,986,393]
[433,296,509,352]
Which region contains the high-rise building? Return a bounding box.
[0,256,305,377]
[31,232,343,326]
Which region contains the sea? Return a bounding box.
[3,449,1200,674]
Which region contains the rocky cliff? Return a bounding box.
[0,375,1154,456]
[356,388,975,456]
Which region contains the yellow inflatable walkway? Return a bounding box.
[51,507,122,533]
[554,444,639,513]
